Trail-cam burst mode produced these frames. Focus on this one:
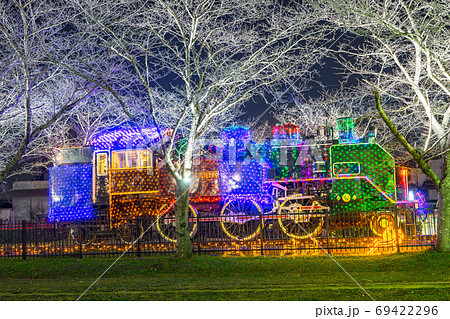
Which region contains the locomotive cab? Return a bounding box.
[330,141,396,213]
[91,127,170,221]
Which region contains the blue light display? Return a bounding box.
[221,126,253,163]
[219,126,269,203]
[48,164,96,222]
[219,161,265,195]
[221,126,251,142]
[92,126,163,151]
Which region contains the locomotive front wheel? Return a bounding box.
[70,225,94,245]
[156,204,198,243]
[220,199,262,241]
[117,221,144,244]
[369,213,395,236]
[278,197,325,240]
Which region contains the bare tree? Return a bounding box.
[69,0,329,257]
[9,93,129,179]
[321,0,450,251]
[273,86,421,164]
[0,0,99,184]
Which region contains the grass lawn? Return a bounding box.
[0,250,448,301]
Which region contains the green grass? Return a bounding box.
[0,251,449,300]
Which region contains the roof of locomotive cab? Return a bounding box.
[91,126,172,151]
[329,141,394,162]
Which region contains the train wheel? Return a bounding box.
[156,204,198,243]
[70,225,94,245]
[370,213,395,236]
[220,199,262,241]
[117,221,144,244]
[90,235,106,246]
[278,196,325,240]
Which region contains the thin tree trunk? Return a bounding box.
[374,90,450,251]
[437,151,450,252]
[174,180,193,258]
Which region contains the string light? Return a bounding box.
[92,126,171,151]
[48,164,96,222]
[337,117,357,143]
[330,142,396,212]
[46,121,421,247]
[272,124,300,140]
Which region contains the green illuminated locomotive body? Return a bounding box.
[330,143,396,213]
[262,118,399,239]
[265,118,397,214]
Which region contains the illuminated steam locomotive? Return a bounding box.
[48,118,406,243]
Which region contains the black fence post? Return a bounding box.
[326,212,331,255]
[22,220,27,260]
[394,205,400,254]
[78,221,83,259]
[196,213,201,256]
[259,209,264,256]
[137,219,141,258]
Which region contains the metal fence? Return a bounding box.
[0,205,438,258]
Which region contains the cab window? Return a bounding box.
[112,152,127,169]
[112,150,152,170]
[333,162,360,177]
[96,153,108,176]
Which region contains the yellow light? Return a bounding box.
[220,199,262,241]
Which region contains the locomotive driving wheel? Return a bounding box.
[70,224,96,245]
[369,212,396,236]
[117,221,144,244]
[278,196,325,240]
[220,199,262,241]
[156,203,198,243]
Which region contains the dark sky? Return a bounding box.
[242,56,346,126]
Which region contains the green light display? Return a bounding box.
[330,143,396,213]
[337,117,356,142]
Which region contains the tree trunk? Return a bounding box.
[437,151,450,252]
[174,180,193,258]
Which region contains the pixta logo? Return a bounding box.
[316,306,360,318]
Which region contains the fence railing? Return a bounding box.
[0,205,437,258]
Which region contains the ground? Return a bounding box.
[0,251,448,301]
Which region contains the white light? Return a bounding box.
[228,180,238,189]
[183,176,191,183]
[408,191,415,201]
[233,174,241,182]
